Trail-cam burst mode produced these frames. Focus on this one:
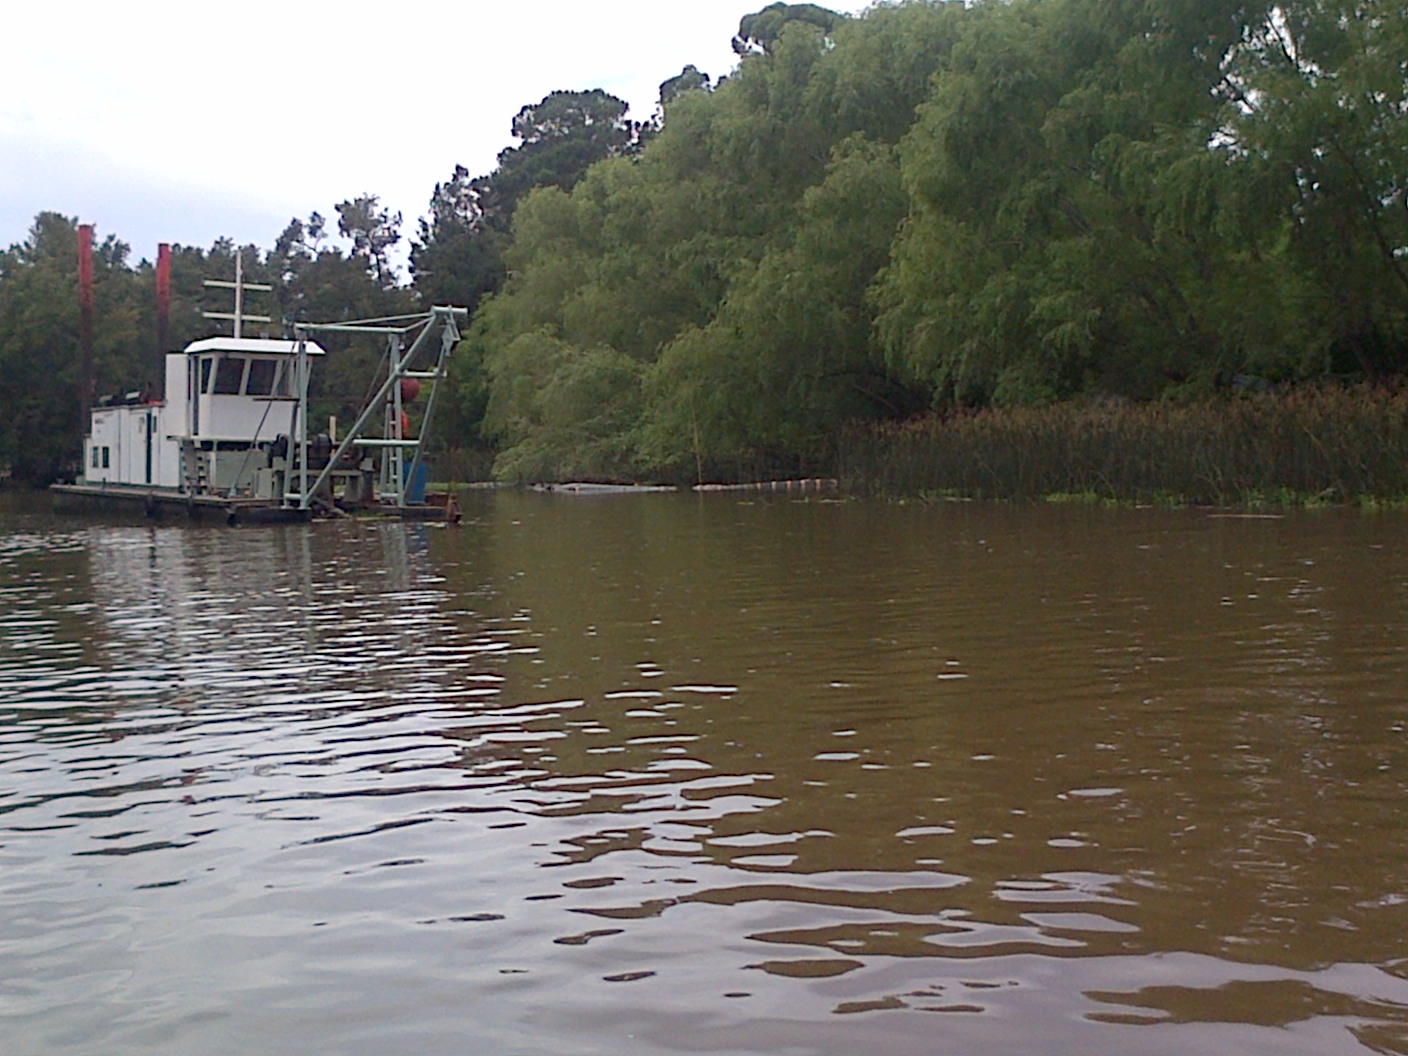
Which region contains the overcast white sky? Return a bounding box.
[2,0,867,269]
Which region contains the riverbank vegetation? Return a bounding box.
[3,0,1405,503]
[841,384,1408,506]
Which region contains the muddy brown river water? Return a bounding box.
[1,490,1406,1055]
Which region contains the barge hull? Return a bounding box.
[50,484,311,525]
[50,484,458,525]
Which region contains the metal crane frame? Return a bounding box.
[286,306,466,511]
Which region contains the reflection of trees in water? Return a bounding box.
[440,493,1408,978]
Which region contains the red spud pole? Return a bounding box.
[156,242,171,355]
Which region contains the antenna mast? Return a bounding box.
[203,252,273,338]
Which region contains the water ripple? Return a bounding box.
[2,499,1407,1056]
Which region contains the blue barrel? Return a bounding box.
[403,461,429,504]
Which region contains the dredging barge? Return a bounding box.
[51,304,467,525]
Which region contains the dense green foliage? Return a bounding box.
[406,88,645,450]
[3,1,1404,490]
[474,0,1407,482]
[0,215,144,484]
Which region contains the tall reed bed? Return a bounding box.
[841,385,1408,506]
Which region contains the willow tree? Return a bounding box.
[641,137,912,474]
[476,17,851,479]
[475,2,953,480]
[874,0,1287,405]
[1224,0,1408,377]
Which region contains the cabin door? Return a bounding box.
[190,358,200,436]
[144,411,154,484]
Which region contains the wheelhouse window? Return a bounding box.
[246,358,277,396]
[91,446,99,468]
[101,447,110,468]
[213,356,246,395]
[200,357,214,394]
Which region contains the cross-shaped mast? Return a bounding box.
[203,252,273,338]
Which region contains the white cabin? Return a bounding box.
[82,336,326,496]
[86,399,177,488]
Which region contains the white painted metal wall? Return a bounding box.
[165,354,189,438]
[83,404,179,487]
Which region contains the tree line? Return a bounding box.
[3,0,1404,488]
